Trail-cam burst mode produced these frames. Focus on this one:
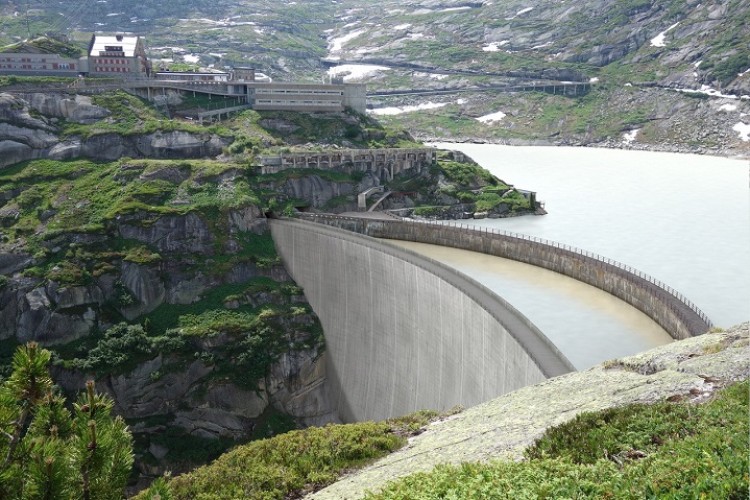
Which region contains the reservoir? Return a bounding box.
[388,239,673,370]
[407,145,750,367]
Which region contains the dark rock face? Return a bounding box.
[119,262,166,319]
[277,175,356,208]
[0,189,335,478]
[119,212,215,254]
[0,93,228,169]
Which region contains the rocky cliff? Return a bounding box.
[0,151,335,480]
[0,92,227,169]
[0,90,513,484]
[0,91,336,481]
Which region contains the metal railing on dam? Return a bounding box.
[297,213,713,340]
[270,218,574,422]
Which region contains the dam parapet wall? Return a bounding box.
[269,218,574,423]
[297,214,713,340]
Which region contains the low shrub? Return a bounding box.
[136,410,439,499]
[367,381,749,499]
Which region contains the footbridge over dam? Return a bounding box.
[270,218,574,423]
[270,215,714,423]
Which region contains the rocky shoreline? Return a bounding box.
[418,135,750,160]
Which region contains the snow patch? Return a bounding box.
[328,29,366,54]
[650,22,680,47]
[531,41,553,50]
[506,7,533,20]
[482,40,510,52]
[178,17,256,27]
[622,129,639,144]
[440,6,472,12]
[719,104,738,112]
[476,111,507,124]
[328,64,390,82]
[414,72,449,80]
[674,85,748,100]
[394,24,411,30]
[732,122,750,141]
[369,102,448,116]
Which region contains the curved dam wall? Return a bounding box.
[299,215,713,341]
[270,218,573,423]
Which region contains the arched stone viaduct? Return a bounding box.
[270,216,712,423]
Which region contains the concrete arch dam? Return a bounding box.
[299,214,714,341]
[269,218,574,423]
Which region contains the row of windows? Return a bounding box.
[255,99,342,106]
[0,63,75,70]
[255,88,343,96]
[94,66,131,72]
[1,57,50,63]
[94,58,129,65]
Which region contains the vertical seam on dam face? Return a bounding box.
[270,218,573,423]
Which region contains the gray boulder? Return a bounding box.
[25,93,110,124]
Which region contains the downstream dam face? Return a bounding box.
[270,219,573,423]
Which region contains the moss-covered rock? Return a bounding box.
[310,323,749,499]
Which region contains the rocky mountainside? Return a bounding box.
[0,91,332,483]
[2,0,747,153]
[0,89,521,487]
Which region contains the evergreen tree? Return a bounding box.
[0,342,134,499]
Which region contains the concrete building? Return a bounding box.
[155,71,229,82]
[87,34,150,77]
[248,82,366,113]
[231,67,256,81]
[0,36,87,76]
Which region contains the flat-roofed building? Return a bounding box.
[155,71,229,82]
[88,34,150,77]
[248,82,366,113]
[0,36,87,76]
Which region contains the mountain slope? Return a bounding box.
[3,0,746,153]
